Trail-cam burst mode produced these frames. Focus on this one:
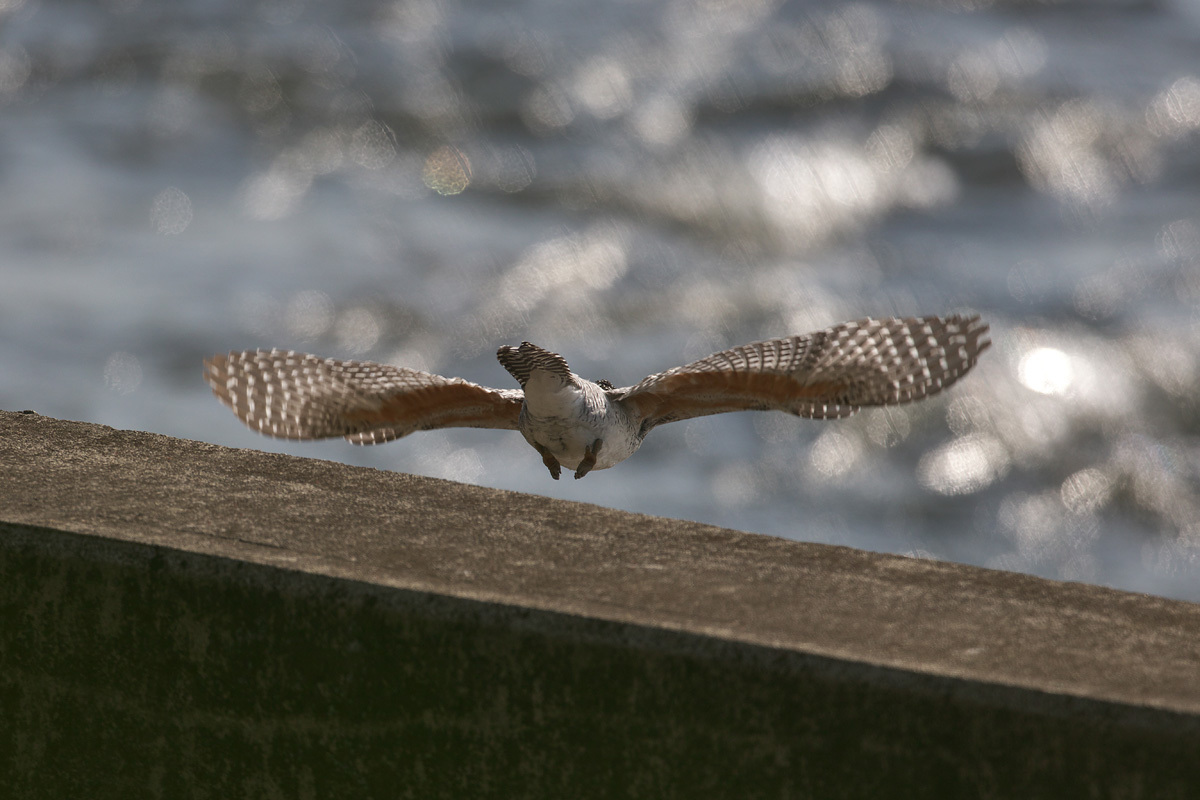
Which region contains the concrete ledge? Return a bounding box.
[2,409,1199,798]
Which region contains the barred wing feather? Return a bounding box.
[203,349,522,444]
[620,315,990,431]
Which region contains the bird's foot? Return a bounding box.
[574,439,603,480]
[534,443,562,480]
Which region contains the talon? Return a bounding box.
[574,438,603,480]
[533,443,561,480]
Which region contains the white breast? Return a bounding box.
[522,371,586,419]
[519,375,639,471]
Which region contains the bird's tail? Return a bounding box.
[496,342,575,388]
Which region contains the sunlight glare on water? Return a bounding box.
[240,165,313,221]
[863,408,910,449]
[335,308,384,355]
[350,120,398,171]
[1017,346,1073,397]
[629,94,693,147]
[808,430,863,481]
[1060,468,1114,516]
[918,434,1009,497]
[285,291,335,342]
[423,146,472,195]
[150,187,193,236]
[6,0,1200,602]
[572,56,633,120]
[103,352,143,395]
[750,136,882,247]
[1146,76,1200,139]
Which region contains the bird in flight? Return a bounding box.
[204,314,989,480]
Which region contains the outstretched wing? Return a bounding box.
[204,349,523,445]
[619,315,990,432]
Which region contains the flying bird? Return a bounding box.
[204,314,990,480]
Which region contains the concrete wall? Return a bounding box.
[2,409,1199,798]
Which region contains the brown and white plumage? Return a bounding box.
[204,314,990,480]
[620,314,990,430]
[202,350,523,445]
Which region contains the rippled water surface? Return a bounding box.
[4,0,1200,601]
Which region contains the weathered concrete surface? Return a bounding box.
[1,408,1199,799]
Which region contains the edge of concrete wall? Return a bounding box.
[3,409,1199,798]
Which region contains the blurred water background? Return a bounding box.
[3,0,1200,601]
